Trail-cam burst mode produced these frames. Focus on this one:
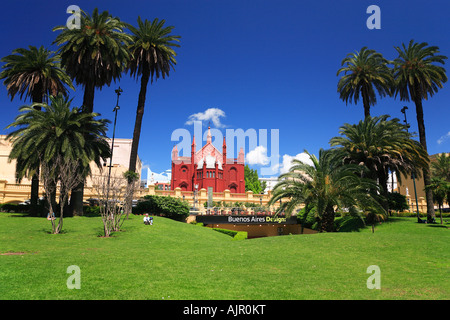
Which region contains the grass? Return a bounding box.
[0,212,448,300]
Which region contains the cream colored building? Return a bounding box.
[395,152,449,212]
[0,135,141,203]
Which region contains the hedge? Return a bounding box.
[133,195,190,221]
[212,228,248,240]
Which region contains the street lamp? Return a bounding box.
[401,106,421,222]
[106,87,122,207]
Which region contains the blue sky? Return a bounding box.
[1,0,449,180]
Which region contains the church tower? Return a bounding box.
[171,126,245,193]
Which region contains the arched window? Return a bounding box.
[181,166,188,180]
[229,167,237,181]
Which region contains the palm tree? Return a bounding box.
[268,149,385,232]
[53,8,131,113]
[125,17,180,175]
[431,153,450,182]
[425,177,449,225]
[337,47,393,118]
[329,115,429,212]
[0,45,74,215]
[53,8,131,214]
[6,93,111,222]
[431,153,450,211]
[392,40,448,222]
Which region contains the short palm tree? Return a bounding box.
[431,153,450,211]
[392,40,448,222]
[53,8,131,113]
[268,149,385,232]
[125,17,180,175]
[329,115,429,211]
[337,47,393,118]
[6,94,111,218]
[0,45,74,215]
[425,177,450,225]
[431,153,450,182]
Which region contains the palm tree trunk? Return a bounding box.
[378,167,389,212]
[125,70,150,213]
[30,93,43,216]
[30,173,40,216]
[129,70,150,173]
[82,80,96,113]
[71,82,96,216]
[321,204,335,232]
[362,86,371,118]
[413,88,435,222]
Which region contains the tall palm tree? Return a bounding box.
[125,17,180,175]
[392,40,448,222]
[0,45,74,215]
[6,93,111,221]
[337,47,393,118]
[268,149,385,232]
[53,8,131,214]
[53,8,131,113]
[329,115,429,211]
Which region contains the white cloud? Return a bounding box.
[141,161,151,171]
[185,108,226,128]
[437,131,450,145]
[147,167,171,183]
[277,152,313,174]
[246,146,270,165]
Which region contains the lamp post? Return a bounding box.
[106,87,122,209]
[401,106,420,222]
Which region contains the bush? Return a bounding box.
[297,205,318,229]
[0,203,30,213]
[134,195,189,221]
[387,192,409,212]
[83,206,101,217]
[334,216,366,232]
[212,228,248,240]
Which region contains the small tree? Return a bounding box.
[244,165,266,194]
[41,155,83,234]
[387,192,409,213]
[425,177,449,225]
[92,170,136,237]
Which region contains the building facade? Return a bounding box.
[171,126,245,193]
[0,135,141,203]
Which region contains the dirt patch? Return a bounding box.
[1,252,27,256]
[0,251,38,256]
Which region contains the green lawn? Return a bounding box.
[0,213,448,300]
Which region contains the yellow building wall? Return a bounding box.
[395,152,449,213]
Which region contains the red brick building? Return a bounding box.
[171,127,245,193]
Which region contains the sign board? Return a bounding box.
[196,215,298,225]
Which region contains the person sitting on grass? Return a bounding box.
[143,213,151,225]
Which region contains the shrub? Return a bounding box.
[334,216,366,232]
[83,206,101,217]
[134,195,189,221]
[0,203,30,213]
[212,227,248,240]
[297,205,318,229]
[387,192,409,212]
